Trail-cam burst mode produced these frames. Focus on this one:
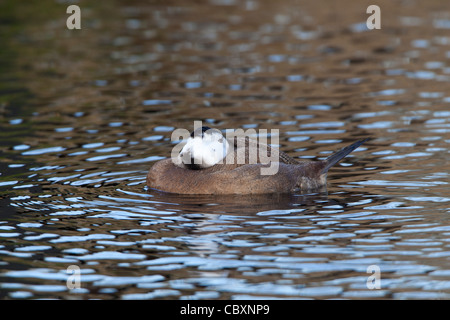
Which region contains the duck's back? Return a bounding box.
[225,136,299,166]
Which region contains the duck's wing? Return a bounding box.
[227,136,299,165]
[278,147,300,165]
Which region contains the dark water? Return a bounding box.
[0,0,449,299]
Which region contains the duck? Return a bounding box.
[147,126,368,194]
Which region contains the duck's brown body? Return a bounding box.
[147,159,327,194]
[147,138,367,195]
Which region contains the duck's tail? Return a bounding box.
[320,138,369,174]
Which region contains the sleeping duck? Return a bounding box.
[147,126,368,194]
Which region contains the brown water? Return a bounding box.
[0,0,449,299]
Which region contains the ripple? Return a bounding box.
[77,251,146,261]
[142,99,172,106]
[118,155,165,164]
[50,234,115,244]
[85,153,127,162]
[351,180,448,187]
[22,146,66,155]
[404,196,450,203]
[358,121,394,129]
[15,246,52,252]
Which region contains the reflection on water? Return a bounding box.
[1,0,450,299]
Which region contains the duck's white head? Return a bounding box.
[178,126,229,169]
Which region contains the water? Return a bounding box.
[0,0,449,300]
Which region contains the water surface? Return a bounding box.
[0,0,449,299]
